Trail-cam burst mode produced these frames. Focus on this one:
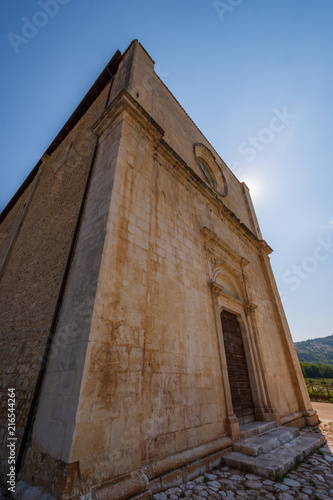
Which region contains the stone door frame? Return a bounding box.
[210,283,278,437]
[201,226,279,439]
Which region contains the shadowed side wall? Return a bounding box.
[0,80,113,480]
[22,100,123,499]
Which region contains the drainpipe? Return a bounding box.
[16,73,114,476]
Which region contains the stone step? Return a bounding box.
[224,430,326,479]
[240,414,256,425]
[239,420,278,440]
[234,426,300,457]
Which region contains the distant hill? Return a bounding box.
[295,335,333,365]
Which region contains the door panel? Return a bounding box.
[221,310,255,424]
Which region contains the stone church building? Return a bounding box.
[0,41,318,499]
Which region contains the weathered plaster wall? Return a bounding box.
[0,81,112,479]
[41,79,309,495]
[64,101,227,492]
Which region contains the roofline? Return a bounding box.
[0,48,123,224]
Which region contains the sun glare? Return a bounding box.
[242,177,262,202]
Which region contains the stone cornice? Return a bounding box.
[208,280,245,308]
[91,88,273,254]
[201,226,250,268]
[92,88,164,144]
[156,139,272,253]
[209,280,258,315]
[259,240,273,255]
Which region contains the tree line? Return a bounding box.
[301,362,333,379]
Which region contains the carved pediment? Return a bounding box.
[201,226,249,268]
[201,226,249,303]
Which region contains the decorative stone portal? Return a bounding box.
[221,310,255,425]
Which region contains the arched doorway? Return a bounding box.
[221,310,255,424]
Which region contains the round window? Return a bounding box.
[194,143,228,197]
[199,160,215,187]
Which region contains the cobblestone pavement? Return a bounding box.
[156,423,333,500]
[1,425,333,499]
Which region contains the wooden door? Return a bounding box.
[221,310,255,424]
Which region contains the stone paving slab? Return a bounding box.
[224,429,325,479]
[239,421,278,440]
[234,427,300,457]
[159,423,333,499]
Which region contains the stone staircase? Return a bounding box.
[223,421,326,480]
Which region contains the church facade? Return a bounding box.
[0,40,317,499]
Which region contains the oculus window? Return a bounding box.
[194,143,228,197]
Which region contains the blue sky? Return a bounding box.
[1,0,332,342]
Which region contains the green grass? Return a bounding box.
[305,378,333,384]
[274,471,286,483]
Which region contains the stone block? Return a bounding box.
[148,477,161,494]
[161,469,183,490]
[183,456,210,482]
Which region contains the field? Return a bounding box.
[305,378,333,384]
[305,379,333,403]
